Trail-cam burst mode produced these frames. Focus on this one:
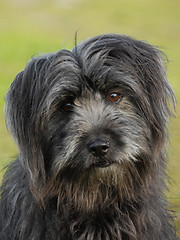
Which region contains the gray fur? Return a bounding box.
[0,34,177,239]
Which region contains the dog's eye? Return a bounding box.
[61,99,74,112]
[108,93,122,103]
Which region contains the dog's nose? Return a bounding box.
[88,140,110,157]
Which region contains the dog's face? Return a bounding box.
[5,34,174,207]
[48,71,151,173]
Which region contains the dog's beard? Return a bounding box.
[42,91,152,211]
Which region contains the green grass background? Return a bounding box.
[0,0,180,236]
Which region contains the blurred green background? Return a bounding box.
[0,0,179,237]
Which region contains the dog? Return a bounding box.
[0,34,177,240]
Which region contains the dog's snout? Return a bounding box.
[88,140,110,157]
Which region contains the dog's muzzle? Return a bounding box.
[87,139,112,168]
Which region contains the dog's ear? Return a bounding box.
[5,58,50,197]
[130,44,175,147]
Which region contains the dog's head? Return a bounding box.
[5,34,175,206]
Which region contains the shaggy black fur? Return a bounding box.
[0,34,177,239]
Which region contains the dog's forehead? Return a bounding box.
[50,52,132,97]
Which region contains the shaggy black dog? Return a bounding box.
[0,34,177,239]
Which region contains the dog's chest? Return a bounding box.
[54,208,128,240]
